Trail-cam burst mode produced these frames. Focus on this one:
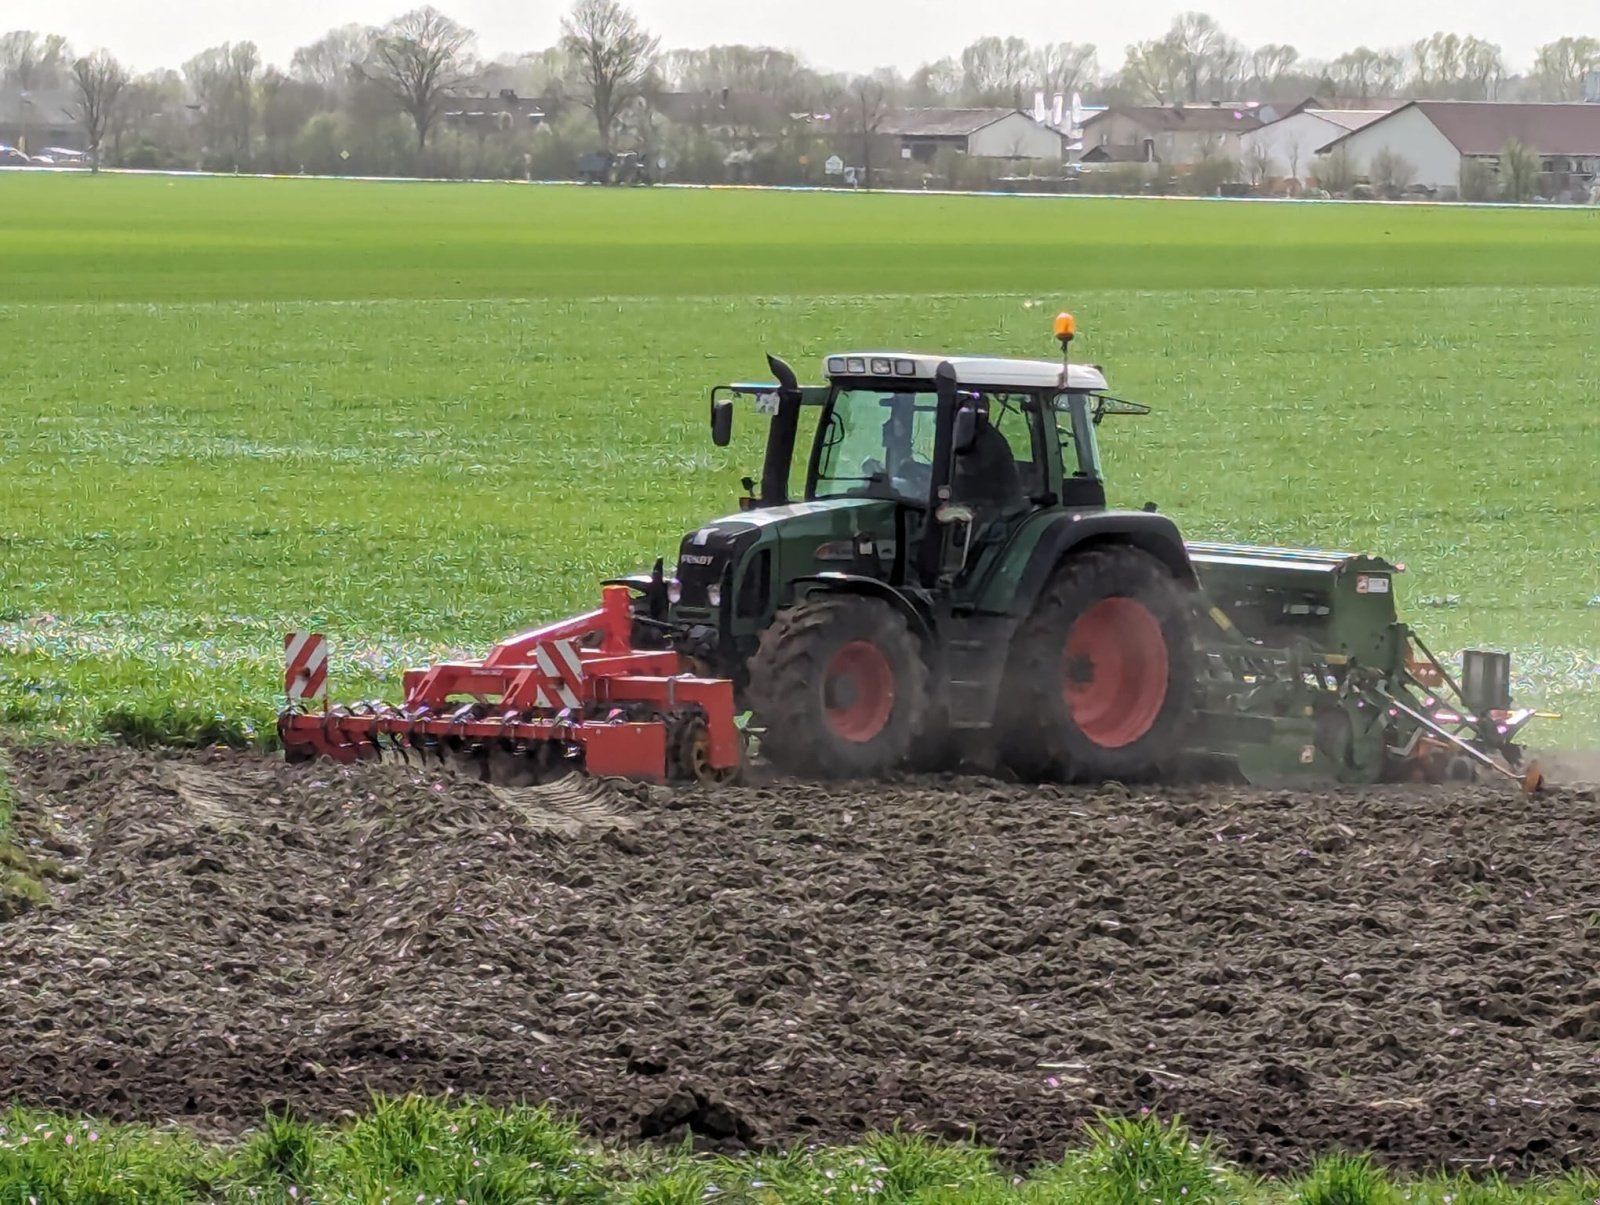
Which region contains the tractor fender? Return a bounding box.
[1006,511,1199,620]
[788,573,936,647]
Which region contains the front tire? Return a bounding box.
[1002,546,1195,783]
[748,595,928,779]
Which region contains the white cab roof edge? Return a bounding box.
[824,352,1109,393]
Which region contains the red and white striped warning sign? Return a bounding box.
[284,632,329,702]
[531,639,585,709]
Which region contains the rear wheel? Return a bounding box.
[1002,547,1195,783]
[748,595,928,779]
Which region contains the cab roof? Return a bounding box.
[824,352,1109,393]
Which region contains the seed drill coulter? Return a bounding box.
[280,314,1546,791]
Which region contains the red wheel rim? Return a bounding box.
[824,640,896,742]
[1064,598,1168,749]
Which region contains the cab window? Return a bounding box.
[813,389,938,505]
[977,393,1041,497]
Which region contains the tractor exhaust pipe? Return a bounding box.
[758,354,802,507]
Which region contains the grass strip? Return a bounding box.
[0,1096,1594,1204]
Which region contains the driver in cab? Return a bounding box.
[952,398,1027,521]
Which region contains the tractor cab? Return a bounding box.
[805,352,1125,517]
[709,340,1144,522]
[643,316,1164,692]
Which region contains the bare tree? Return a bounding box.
[226,42,261,155]
[260,68,328,166]
[1165,12,1245,101]
[959,35,1033,106]
[1035,42,1099,103]
[1248,43,1299,90]
[1243,140,1275,187]
[659,43,822,144]
[1370,146,1416,194]
[292,23,379,100]
[1528,36,1600,101]
[1458,36,1506,99]
[67,50,128,169]
[1119,39,1184,104]
[842,71,893,188]
[1119,12,1243,104]
[907,57,961,105]
[562,0,659,152]
[1409,32,1505,100]
[1499,138,1540,202]
[1284,131,1305,184]
[183,43,260,163]
[665,45,806,95]
[1458,156,1497,202]
[512,46,572,97]
[1327,46,1406,101]
[368,6,476,151]
[0,30,71,91]
[110,69,182,160]
[1314,144,1358,193]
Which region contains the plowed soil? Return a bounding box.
[3,746,1600,1175]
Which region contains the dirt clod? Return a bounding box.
[2,744,1600,1174]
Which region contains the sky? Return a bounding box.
[4,0,1591,77]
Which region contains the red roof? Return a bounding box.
[1321,101,1600,156]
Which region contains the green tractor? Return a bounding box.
[615,316,1544,789]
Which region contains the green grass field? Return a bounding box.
[4,172,1600,1195]
[3,1096,1597,1204]
[1,173,1597,747]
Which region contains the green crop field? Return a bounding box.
[5,171,1600,1194]
[1,173,1597,748]
[3,1096,1598,1204]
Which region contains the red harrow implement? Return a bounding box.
[278,586,742,785]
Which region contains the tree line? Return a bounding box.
[3,7,1599,185]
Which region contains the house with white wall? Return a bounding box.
[1315,101,1600,197]
[1076,101,1267,167]
[883,109,1063,163]
[1241,109,1391,184]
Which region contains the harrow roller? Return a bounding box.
[279,585,741,785]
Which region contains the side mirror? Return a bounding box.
[711,398,733,447]
[952,406,978,455]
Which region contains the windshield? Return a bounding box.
[1053,390,1100,479]
[813,388,939,503]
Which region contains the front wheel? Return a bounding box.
[747,595,928,779]
[1001,547,1195,783]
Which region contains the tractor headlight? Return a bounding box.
[706,583,723,608]
[667,578,683,604]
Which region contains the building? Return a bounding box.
[440,90,546,135]
[1077,101,1269,166]
[1241,109,1391,183]
[882,108,1062,163]
[0,87,79,155]
[1315,101,1600,196]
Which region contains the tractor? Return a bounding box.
[281,314,1543,790]
[617,313,1196,782]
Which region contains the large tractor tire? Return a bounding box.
[748,595,929,779]
[1001,546,1195,783]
